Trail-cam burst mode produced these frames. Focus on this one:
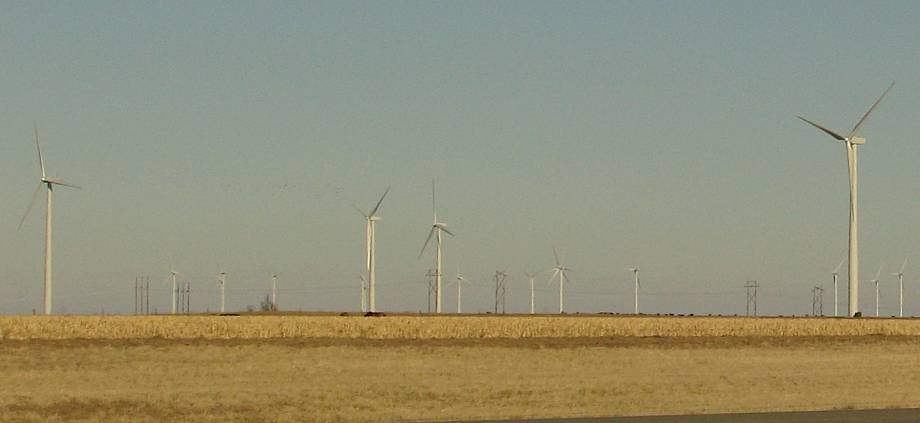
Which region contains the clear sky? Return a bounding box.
[2,1,920,316]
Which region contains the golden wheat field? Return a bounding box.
[3,314,920,340]
[4,315,920,422]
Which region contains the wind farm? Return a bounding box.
[7,3,920,423]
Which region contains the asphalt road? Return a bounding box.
[460,408,920,423]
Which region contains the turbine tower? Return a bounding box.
[549,247,572,314]
[891,258,908,318]
[524,271,538,314]
[356,187,389,313]
[419,181,454,314]
[218,271,227,314]
[832,258,846,317]
[18,125,80,315]
[797,82,894,317]
[628,267,640,314]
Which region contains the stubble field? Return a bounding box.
[1,315,919,422]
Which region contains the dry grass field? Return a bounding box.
[1,315,919,422]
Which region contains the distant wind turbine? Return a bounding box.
[891,258,908,318]
[832,257,846,317]
[548,247,572,314]
[359,275,367,313]
[869,265,883,317]
[18,125,81,315]
[218,271,227,314]
[628,267,640,314]
[452,266,472,314]
[524,271,538,314]
[356,187,389,313]
[797,82,894,317]
[271,273,279,311]
[168,267,179,315]
[419,181,454,314]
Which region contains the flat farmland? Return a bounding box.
[1,316,919,422]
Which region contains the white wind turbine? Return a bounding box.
[218,270,227,314]
[419,182,454,314]
[356,187,389,313]
[168,267,180,315]
[524,271,538,314]
[548,247,572,314]
[890,258,908,318]
[797,82,894,317]
[271,273,279,311]
[452,266,473,314]
[628,267,640,314]
[832,257,846,317]
[869,265,883,317]
[18,125,81,315]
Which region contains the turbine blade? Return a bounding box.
[18,183,44,231]
[552,246,561,267]
[34,124,46,179]
[547,268,560,287]
[369,186,390,217]
[45,179,81,189]
[353,204,369,218]
[796,116,847,141]
[900,257,909,274]
[431,179,437,223]
[848,81,894,139]
[441,226,455,237]
[875,265,883,281]
[833,257,846,274]
[418,227,436,259]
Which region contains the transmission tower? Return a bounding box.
[744,280,759,316]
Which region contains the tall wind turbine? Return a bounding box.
[453,267,472,314]
[218,271,227,314]
[419,181,454,314]
[18,126,81,315]
[271,273,279,311]
[628,267,640,314]
[891,258,908,317]
[549,247,572,314]
[832,258,846,317]
[168,268,179,315]
[870,265,883,317]
[797,82,894,317]
[524,271,538,314]
[356,187,389,313]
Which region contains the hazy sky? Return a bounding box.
[3,1,920,316]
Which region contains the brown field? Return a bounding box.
[1,316,919,422]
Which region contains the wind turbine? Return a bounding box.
[168,267,179,315]
[452,266,472,314]
[356,187,389,313]
[869,265,883,317]
[628,267,640,314]
[548,247,572,314]
[891,257,908,317]
[218,271,227,314]
[832,257,846,317]
[18,125,81,315]
[271,273,279,311]
[797,82,894,317]
[419,181,454,314]
[524,271,538,314]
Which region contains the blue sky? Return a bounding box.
[2,1,920,315]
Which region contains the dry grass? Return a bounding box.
[1,336,919,422]
[3,315,920,340]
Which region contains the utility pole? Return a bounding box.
[744,280,759,316]
[426,269,435,313]
[494,271,508,314]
